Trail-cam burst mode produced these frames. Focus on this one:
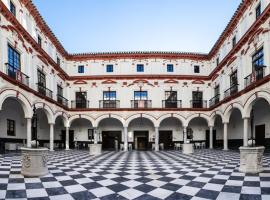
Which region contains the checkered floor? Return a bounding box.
[0,150,270,200]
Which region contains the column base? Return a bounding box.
[223,148,228,151]
[182,143,194,154]
[89,144,102,156]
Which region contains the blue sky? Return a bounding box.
[32,0,241,54]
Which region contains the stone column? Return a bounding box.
[243,118,249,147]
[26,118,32,148]
[94,127,98,144]
[183,126,187,143]
[223,123,228,150]
[124,126,128,151]
[49,123,54,151]
[209,126,213,149]
[65,126,70,150]
[155,127,159,151]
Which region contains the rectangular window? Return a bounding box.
[192,91,203,108]
[7,119,15,136]
[10,1,16,16]
[103,91,116,100]
[230,71,238,86]
[214,85,220,96]
[256,3,261,19]
[165,91,177,101]
[106,65,114,72]
[57,57,61,66]
[134,91,148,100]
[37,69,46,95]
[78,65,84,73]
[57,85,63,96]
[194,65,200,73]
[216,57,219,67]
[252,48,264,69]
[75,92,87,108]
[232,36,236,47]
[7,44,20,79]
[38,35,42,47]
[88,129,94,140]
[167,64,174,72]
[137,64,144,72]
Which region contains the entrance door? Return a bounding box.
[134,131,149,150]
[159,131,173,149]
[102,131,122,150]
[255,125,265,146]
[205,130,217,148]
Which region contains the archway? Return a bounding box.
[54,115,67,149]
[227,108,243,149]
[212,114,223,149]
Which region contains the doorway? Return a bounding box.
[159,131,173,149]
[102,131,122,150]
[134,131,149,150]
[255,124,265,146]
[205,130,217,148]
[61,130,75,149]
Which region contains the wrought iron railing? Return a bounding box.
[131,100,152,109]
[99,100,120,109]
[244,68,265,88]
[162,100,182,108]
[57,94,68,107]
[190,100,207,108]
[209,94,220,107]
[36,83,53,99]
[5,63,29,86]
[224,84,239,98]
[71,100,90,109]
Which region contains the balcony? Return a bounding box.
[71,100,89,109]
[244,68,265,88]
[190,100,207,108]
[36,83,53,99]
[162,100,182,108]
[6,63,29,86]
[224,84,238,98]
[209,94,220,107]
[131,100,152,109]
[57,94,68,107]
[99,100,120,109]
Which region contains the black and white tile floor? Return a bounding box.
[0,149,270,200]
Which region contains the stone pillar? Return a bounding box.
[124,126,128,151]
[65,127,69,150]
[243,118,249,147]
[183,126,187,143]
[49,123,54,151]
[209,126,213,149]
[94,127,98,144]
[155,127,159,151]
[26,118,32,148]
[223,123,228,150]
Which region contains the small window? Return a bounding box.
[78,65,84,73]
[137,64,144,72]
[167,64,174,72]
[37,35,42,47]
[7,119,15,136]
[232,36,236,47]
[10,1,16,16]
[88,129,94,140]
[106,65,113,73]
[194,65,200,73]
[256,3,261,19]
[216,57,219,67]
[57,57,61,66]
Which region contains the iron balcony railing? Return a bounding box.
[99,100,120,109]
[162,100,182,108]
[57,94,68,107]
[209,94,220,107]
[244,68,265,88]
[190,100,207,108]
[5,63,29,86]
[131,100,152,109]
[71,100,90,109]
[224,84,239,98]
[36,83,53,99]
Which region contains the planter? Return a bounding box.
[21,147,49,177]
[182,143,194,154]
[89,144,102,156]
[239,146,265,173]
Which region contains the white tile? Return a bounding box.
[42,181,62,188]
[241,186,261,194]
[76,178,93,184]
[64,185,86,193]
[170,179,190,186]
[148,188,173,199]
[26,189,47,198]
[193,177,211,183]
[49,194,74,200]
[7,183,25,190]
[225,180,243,186]
[0,190,6,199]
[216,192,240,200]
[177,186,200,196]
[89,187,114,198]
[146,180,166,187]
[118,188,144,200]
[203,183,224,191]
[97,179,117,186]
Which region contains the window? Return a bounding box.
[252,48,264,80]
[230,71,238,86]
[167,64,174,72]
[78,65,84,73]
[10,1,16,16]
[7,119,15,136]
[256,3,261,19]
[194,65,200,73]
[134,91,148,100]
[165,91,177,101]
[232,36,236,47]
[57,85,63,97]
[103,91,116,100]
[57,57,61,66]
[214,85,220,96]
[7,44,20,79]
[216,57,219,67]
[75,92,87,108]
[37,69,46,95]
[37,35,42,47]
[88,129,94,140]
[137,64,144,72]
[106,65,113,73]
[192,91,203,108]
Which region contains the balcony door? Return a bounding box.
[76,92,87,108]
[57,85,63,103]
[165,91,177,108]
[103,91,116,108]
[214,85,220,103]
[8,45,20,79]
[252,48,264,81]
[37,70,46,95]
[230,71,238,94]
[134,91,148,108]
[192,91,203,108]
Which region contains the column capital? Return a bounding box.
[243,117,250,120]
[154,126,160,129]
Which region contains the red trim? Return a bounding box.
[73,80,87,84]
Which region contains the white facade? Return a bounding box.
[1,0,270,151]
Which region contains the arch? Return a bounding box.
[34,102,54,124]
[224,102,244,123]
[209,110,225,126]
[243,91,270,118]
[68,114,95,127]
[126,113,158,127]
[157,113,186,127]
[186,113,210,127]
[95,114,125,127]
[0,89,32,118]
[54,111,69,127]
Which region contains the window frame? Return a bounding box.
[134,91,148,100]
[103,91,116,100]
[8,44,21,70]
[78,65,85,73]
[194,65,200,74]
[232,36,236,48]
[167,64,174,72]
[136,64,144,72]
[10,1,16,16]
[256,2,261,19]
[106,64,114,73]
[37,35,42,47]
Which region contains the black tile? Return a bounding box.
[134,184,156,193]
[46,187,68,196]
[107,184,129,193]
[239,194,262,200]
[161,183,181,191]
[71,191,96,200]
[166,193,192,200]
[26,183,43,189]
[196,189,219,199]
[6,190,27,198]
[222,185,242,193]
